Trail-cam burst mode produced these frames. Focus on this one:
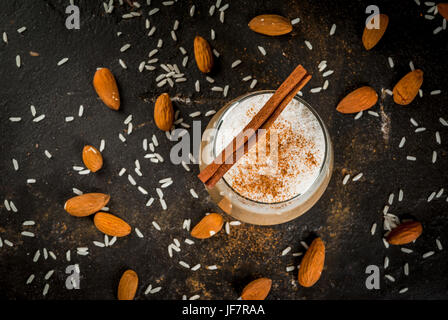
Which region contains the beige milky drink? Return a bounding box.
[199,91,333,225]
[214,93,326,204]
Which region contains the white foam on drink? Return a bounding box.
[215,93,325,204]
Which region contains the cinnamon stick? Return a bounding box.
[198,64,311,188]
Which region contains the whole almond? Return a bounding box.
[82,145,103,172]
[241,278,272,300]
[298,237,325,287]
[194,36,213,73]
[154,93,174,131]
[386,221,422,245]
[117,269,138,300]
[336,86,378,114]
[393,69,424,105]
[362,14,389,50]
[93,68,120,110]
[94,212,131,237]
[438,3,448,20]
[248,14,292,36]
[190,213,223,239]
[64,193,110,217]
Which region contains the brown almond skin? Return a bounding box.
[298,238,325,287]
[94,212,131,237]
[64,193,110,217]
[393,69,424,105]
[82,145,103,172]
[362,14,389,50]
[93,68,120,110]
[248,14,292,36]
[241,278,272,300]
[194,36,214,73]
[336,86,378,114]
[386,221,422,245]
[190,213,223,239]
[438,3,448,20]
[154,93,174,131]
[117,269,138,300]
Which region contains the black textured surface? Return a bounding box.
[0,0,447,300]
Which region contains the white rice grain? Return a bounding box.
[250,79,257,89]
[152,221,161,231]
[138,186,148,195]
[57,57,69,66]
[26,274,35,284]
[436,239,443,250]
[119,59,127,69]
[404,263,409,276]
[282,246,291,256]
[135,228,144,238]
[160,199,167,210]
[388,57,394,68]
[415,127,426,133]
[399,137,406,148]
[322,70,334,77]
[149,8,159,15]
[191,264,201,271]
[93,241,105,247]
[21,231,35,237]
[43,284,49,296]
[231,60,242,68]
[12,159,19,171]
[33,114,46,122]
[190,188,198,198]
[127,174,136,186]
[304,40,313,50]
[384,274,395,282]
[329,23,336,35]
[120,44,131,52]
[384,256,389,269]
[435,131,441,144]
[33,250,40,262]
[371,223,377,235]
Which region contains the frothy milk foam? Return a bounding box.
[215,93,325,204]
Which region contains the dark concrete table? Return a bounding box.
[0,0,447,299]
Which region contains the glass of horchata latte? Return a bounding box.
[199,90,333,225]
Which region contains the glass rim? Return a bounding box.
[211,89,331,206]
